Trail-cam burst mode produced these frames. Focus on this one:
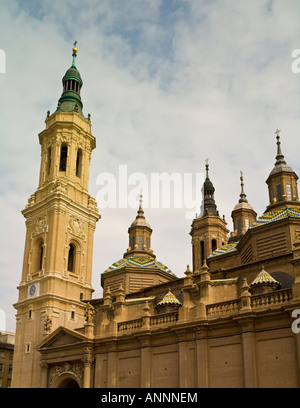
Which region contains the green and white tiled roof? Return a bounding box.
[104,256,176,276]
[250,207,300,229]
[156,290,182,307]
[250,267,281,288]
[208,242,238,259]
[208,207,300,259]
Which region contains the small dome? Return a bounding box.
[268,162,294,177]
[250,266,281,289]
[156,290,182,308]
[104,256,176,277]
[62,66,83,86]
[233,201,254,211]
[130,215,151,228]
[130,194,151,229]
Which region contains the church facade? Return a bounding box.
[11,47,300,388]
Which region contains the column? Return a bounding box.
[82,347,94,388]
[40,361,48,388]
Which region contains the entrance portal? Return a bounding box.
[58,377,80,388]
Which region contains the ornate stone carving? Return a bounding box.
[32,216,48,237]
[44,315,52,334]
[26,194,36,208]
[40,361,48,371]
[51,180,68,195]
[84,302,94,324]
[81,354,94,367]
[68,215,85,239]
[49,361,83,387]
[88,197,99,212]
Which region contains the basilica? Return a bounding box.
[11,46,300,388]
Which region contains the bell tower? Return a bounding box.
[190,161,229,272]
[11,45,100,388]
[265,130,299,212]
[124,194,155,259]
[229,171,257,243]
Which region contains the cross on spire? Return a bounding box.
[274,128,281,137]
[205,158,209,179]
[239,171,248,203]
[274,128,286,165]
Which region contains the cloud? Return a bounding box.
[0,0,300,331]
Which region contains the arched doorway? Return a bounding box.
[59,378,80,388]
[51,373,81,388]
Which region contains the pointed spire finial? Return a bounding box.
[72,41,78,68]
[274,128,286,165]
[137,191,145,217]
[139,191,143,208]
[239,170,248,203]
[205,158,209,179]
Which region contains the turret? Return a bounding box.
[265,130,299,212]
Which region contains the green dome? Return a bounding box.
[57,47,84,116]
[62,66,83,86]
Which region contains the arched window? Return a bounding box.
[138,236,143,250]
[47,147,52,176]
[131,236,135,250]
[212,239,217,253]
[67,244,75,272]
[76,149,82,178]
[39,244,44,270]
[286,184,292,201]
[237,219,242,235]
[59,145,68,172]
[32,240,44,273]
[200,241,205,266]
[276,184,283,202]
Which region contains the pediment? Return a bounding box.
[37,326,88,351]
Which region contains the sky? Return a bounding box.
[0,0,300,333]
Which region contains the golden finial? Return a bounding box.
[73,40,78,53]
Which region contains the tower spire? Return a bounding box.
[72,41,78,68]
[137,192,144,217]
[124,194,155,259]
[57,41,84,115]
[229,171,256,243]
[239,171,248,203]
[203,160,218,216]
[265,129,299,212]
[274,129,286,165]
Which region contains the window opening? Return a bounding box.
[59,145,68,172]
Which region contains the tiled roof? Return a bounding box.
[156,290,182,307]
[104,256,176,276]
[250,267,281,288]
[208,242,238,259]
[208,207,300,259]
[250,207,300,229]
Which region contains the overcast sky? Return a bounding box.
[0,0,300,332]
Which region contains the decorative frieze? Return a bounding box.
[32,216,48,237]
[67,214,86,240]
[49,361,83,388]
